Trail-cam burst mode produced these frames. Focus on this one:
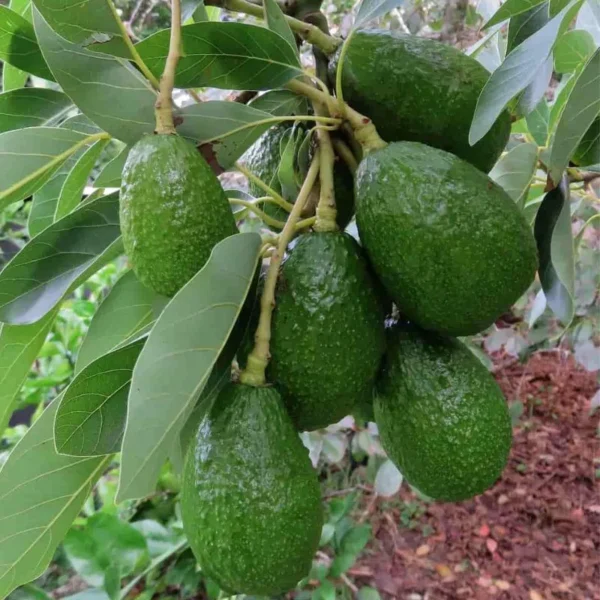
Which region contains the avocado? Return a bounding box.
[374,324,512,501]
[328,30,511,173]
[270,232,385,431]
[572,117,600,167]
[242,124,355,229]
[355,142,538,336]
[181,383,322,595]
[120,134,237,297]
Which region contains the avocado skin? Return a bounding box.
[242,124,355,228]
[328,30,511,173]
[355,142,538,336]
[181,383,322,595]
[572,118,600,167]
[374,324,512,502]
[270,232,385,431]
[120,134,237,297]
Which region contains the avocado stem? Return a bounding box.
[239,151,321,388]
[285,79,387,154]
[228,199,287,229]
[332,137,358,174]
[154,0,182,134]
[216,0,342,55]
[312,101,338,233]
[235,163,295,212]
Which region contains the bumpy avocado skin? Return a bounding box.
[572,117,600,167]
[242,124,355,229]
[374,324,512,502]
[355,142,538,336]
[270,232,386,431]
[120,134,237,297]
[181,383,322,595]
[328,30,511,173]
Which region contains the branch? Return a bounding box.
[312,102,337,232]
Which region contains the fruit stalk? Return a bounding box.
[235,162,295,212]
[154,0,182,134]
[286,79,386,153]
[214,0,342,55]
[240,151,321,387]
[332,137,358,173]
[312,102,338,232]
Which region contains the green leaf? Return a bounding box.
[263,0,298,58]
[549,0,572,15]
[177,100,283,170]
[0,88,72,134]
[64,513,148,587]
[116,232,262,502]
[9,583,54,600]
[55,339,145,457]
[328,552,356,577]
[77,270,166,373]
[470,0,583,145]
[576,0,600,45]
[554,29,596,72]
[0,309,57,436]
[94,145,128,188]
[31,0,131,57]
[489,143,538,208]
[0,5,54,80]
[136,22,303,90]
[485,0,547,28]
[0,127,95,211]
[358,588,382,600]
[548,73,576,134]
[0,398,110,600]
[341,524,371,555]
[526,99,551,145]
[34,7,157,145]
[374,459,403,497]
[354,0,406,29]
[534,175,575,324]
[0,192,122,325]
[29,172,67,237]
[2,0,32,91]
[249,89,308,116]
[507,1,549,53]
[54,138,109,221]
[548,49,600,184]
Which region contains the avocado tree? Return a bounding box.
[0,0,598,596]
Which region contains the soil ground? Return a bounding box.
[353,351,599,600]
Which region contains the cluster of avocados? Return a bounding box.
[119,28,539,597]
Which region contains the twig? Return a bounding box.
[312,101,337,232]
[235,163,294,212]
[322,487,357,499]
[155,0,182,133]
[239,151,321,386]
[332,137,358,174]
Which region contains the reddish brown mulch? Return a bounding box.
[355,351,600,600]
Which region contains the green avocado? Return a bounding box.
[120,134,237,297]
[242,124,355,229]
[181,383,322,595]
[572,117,600,167]
[328,30,511,173]
[374,324,512,502]
[355,142,538,336]
[270,232,385,431]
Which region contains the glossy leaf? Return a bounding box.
[54,138,109,221]
[0,127,94,211]
[354,0,406,28]
[77,270,166,373]
[263,0,297,57]
[507,1,549,53]
[177,100,282,170]
[0,5,54,80]
[489,143,538,208]
[470,0,583,145]
[249,89,308,116]
[117,232,262,502]
[55,339,145,457]
[485,0,546,28]
[0,88,72,133]
[534,175,574,324]
[28,174,67,237]
[0,193,122,325]
[34,7,156,145]
[576,0,600,45]
[548,49,600,184]
[94,145,128,188]
[31,0,131,57]
[0,309,57,436]
[526,99,551,145]
[554,29,596,72]
[136,22,302,90]
[2,0,31,91]
[548,73,576,134]
[0,398,110,600]
[516,56,553,117]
